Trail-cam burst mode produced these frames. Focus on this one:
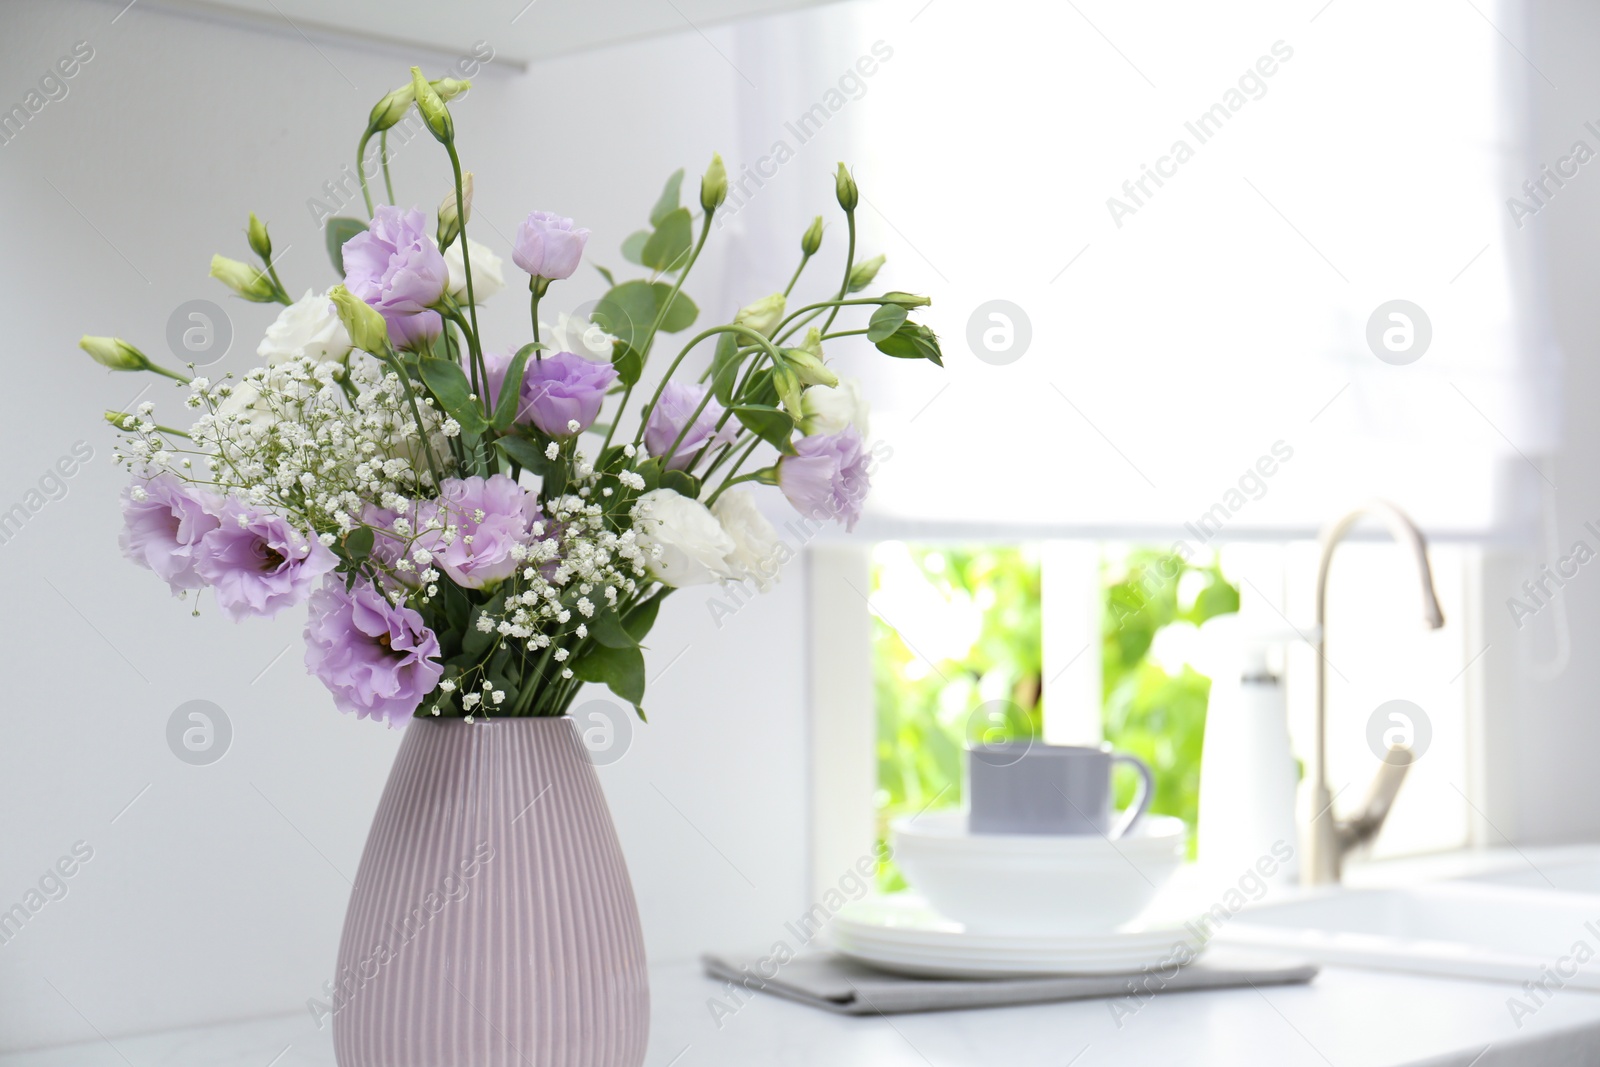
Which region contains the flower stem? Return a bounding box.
[356,130,376,218]
[819,210,856,336]
[631,324,782,453]
[445,143,484,420]
[380,131,395,204]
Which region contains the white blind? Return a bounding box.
[731,0,1559,543]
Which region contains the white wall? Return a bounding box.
[0,0,836,1051]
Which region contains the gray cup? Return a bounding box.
[967,743,1155,837]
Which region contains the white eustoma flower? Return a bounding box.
[541,311,618,362]
[712,490,786,591]
[800,376,870,437]
[444,238,505,303]
[257,289,353,366]
[634,488,736,587]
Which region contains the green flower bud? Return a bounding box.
[437,171,473,249]
[700,152,728,213]
[368,84,416,133]
[432,77,471,102]
[772,361,804,419]
[834,162,859,212]
[103,409,135,428]
[847,253,885,293]
[801,215,824,257]
[209,255,277,303]
[79,336,149,372]
[782,346,837,389]
[733,293,786,338]
[329,285,390,353]
[411,66,454,144]
[247,212,272,260]
[880,290,932,309]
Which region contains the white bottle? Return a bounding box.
[1197,619,1300,889]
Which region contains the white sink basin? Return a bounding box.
[1458,854,1600,894]
[1217,881,1600,989]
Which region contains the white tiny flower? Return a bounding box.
[439,680,457,693]
[545,441,560,461]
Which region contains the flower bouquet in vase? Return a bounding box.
[83,68,943,1067]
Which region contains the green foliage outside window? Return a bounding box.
[872,543,1239,887]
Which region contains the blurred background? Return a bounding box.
[3,0,1599,1054]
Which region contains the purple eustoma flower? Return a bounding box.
[512,212,590,281]
[118,474,221,594]
[415,474,542,590]
[195,500,337,620]
[777,428,873,532]
[644,381,736,471]
[304,578,442,728]
[484,349,617,438]
[342,205,449,349]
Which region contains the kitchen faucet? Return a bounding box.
[1302,500,1445,886]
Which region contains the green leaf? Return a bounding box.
[491,348,531,431]
[573,642,646,707]
[342,526,374,564]
[655,283,699,334]
[875,320,945,367]
[589,610,638,649]
[623,592,664,641]
[612,343,643,388]
[642,207,693,274]
[495,434,549,474]
[711,332,743,405]
[593,280,700,351]
[621,230,650,266]
[324,217,367,274]
[740,366,779,408]
[594,263,616,287]
[659,469,701,499]
[650,168,685,227]
[732,404,797,454]
[866,303,908,343]
[419,356,490,434]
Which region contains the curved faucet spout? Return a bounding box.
[1303,499,1444,886]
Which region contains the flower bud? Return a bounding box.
[329,285,390,354]
[801,215,824,257]
[410,66,454,144]
[783,346,837,389]
[437,171,473,249]
[247,212,272,260]
[103,409,136,428]
[700,152,727,213]
[772,361,804,419]
[880,290,932,308]
[847,253,885,293]
[368,84,416,133]
[79,336,149,372]
[209,255,277,302]
[432,77,471,102]
[834,162,859,212]
[733,293,786,338]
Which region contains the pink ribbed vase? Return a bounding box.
[331,717,649,1067]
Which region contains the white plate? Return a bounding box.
[831,895,1207,978]
[893,812,1186,856]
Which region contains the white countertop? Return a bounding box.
[3,959,1600,1067]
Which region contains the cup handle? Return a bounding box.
[1108,753,1155,840]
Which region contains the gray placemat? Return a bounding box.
[701,948,1319,1015]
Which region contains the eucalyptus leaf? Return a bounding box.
[621,230,650,266]
[595,263,616,286]
[650,169,685,227]
[642,207,693,274]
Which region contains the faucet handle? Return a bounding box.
[1337,746,1412,851]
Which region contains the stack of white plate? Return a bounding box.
[833,894,1205,979]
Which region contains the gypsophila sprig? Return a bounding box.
[85,74,942,728]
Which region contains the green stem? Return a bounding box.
[783,251,812,298]
[822,328,869,340]
[376,348,444,488]
[356,129,376,217]
[446,144,483,415]
[380,131,395,204]
[773,298,885,346]
[634,210,715,364]
[631,325,782,452]
[819,210,856,336]
[143,362,193,384]
[705,438,765,505]
[529,284,542,349]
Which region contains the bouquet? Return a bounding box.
[81,68,943,726]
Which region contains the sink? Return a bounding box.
[1458,854,1600,894]
[1216,881,1600,989]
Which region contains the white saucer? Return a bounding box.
[832,894,1207,979]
